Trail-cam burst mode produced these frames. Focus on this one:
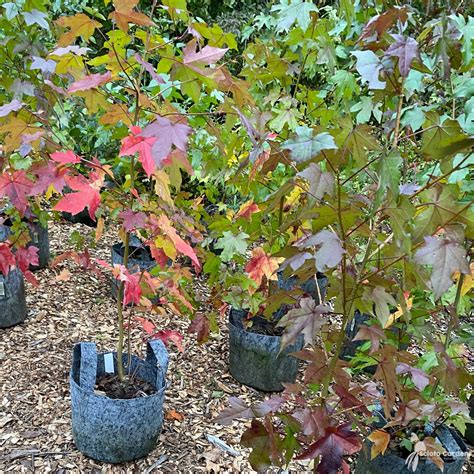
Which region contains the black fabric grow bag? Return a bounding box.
[355,425,467,473]
[228,308,304,392]
[0,269,27,328]
[0,219,50,270]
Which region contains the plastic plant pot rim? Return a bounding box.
[70,355,167,404]
[229,308,286,343]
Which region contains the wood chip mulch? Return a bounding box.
[0,220,314,473]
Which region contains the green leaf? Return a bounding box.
[421,112,466,159]
[352,50,386,90]
[281,126,337,162]
[364,286,397,328]
[3,2,20,20]
[401,108,425,131]
[214,231,249,262]
[340,122,380,166]
[271,0,318,33]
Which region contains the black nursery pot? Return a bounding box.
[70,340,168,463]
[62,209,97,227]
[277,270,328,304]
[0,219,50,270]
[0,269,27,328]
[110,236,155,301]
[464,396,474,445]
[340,310,408,373]
[355,425,467,473]
[228,308,304,392]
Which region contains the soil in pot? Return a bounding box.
[245,314,284,337]
[95,374,156,399]
[277,270,328,304]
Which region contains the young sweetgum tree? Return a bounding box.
[0,0,252,379]
[216,2,473,472]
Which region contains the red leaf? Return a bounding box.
[15,246,39,273]
[297,424,361,474]
[0,243,16,275]
[119,126,157,177]
[119,209,147,232]
[333,385,371,416]
[114,264,142,305]
[30,162,68,195]
[50,150,81,164]
[53,175,101,220]
[188,313,210,343]
[153,329,184,352]
[236,200,260,220]
[67,71,111,93]
[133,316,156,336]
[0,170,34,214]
[245,247,279,287]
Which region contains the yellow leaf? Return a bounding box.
[0,118,41,152]
[154,170,172,205]
[154,235,176,260]
[386,295,413,328]
[368,430,390,459]
[75,90,109,114]
[55,13,101,46]
[453,263,473,295]
[99,103,132,125]
[50,53,85,78]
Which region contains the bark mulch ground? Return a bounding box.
[1,220,472,473]
[0,220,317,473]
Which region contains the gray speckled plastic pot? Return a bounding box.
[0,220,50,270]
[228,308,304,392]
[355,426,467,473]
[70,340,169,463]
[110,236,155,301]
[0,269,27,328]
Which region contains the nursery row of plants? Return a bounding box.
[0,0,472,472]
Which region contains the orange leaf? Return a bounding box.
[55,268,72,281]
[236,200,260,220]
[368,430,390,459]
[109,0,155,31]
[165,409,184,421]
[245,247,280,287]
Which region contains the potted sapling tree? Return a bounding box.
[215,2,473,472]
[32,0,247,462]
